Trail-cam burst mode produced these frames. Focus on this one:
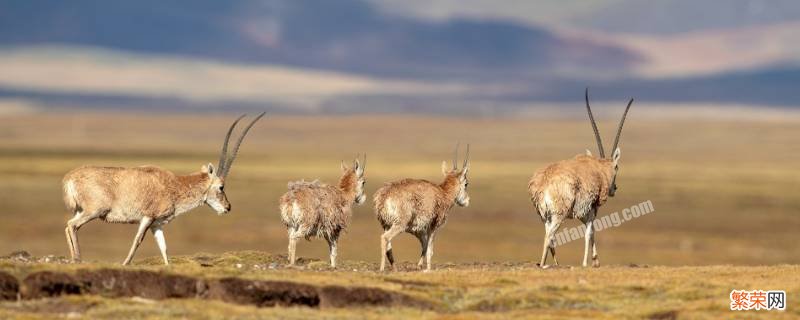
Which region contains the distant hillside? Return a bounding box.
[0,0,635,79]
[519,66,800,107]
[0,0,798,112]
[368,0,800,35]
[0,46,796,115]
[572,0,800,34]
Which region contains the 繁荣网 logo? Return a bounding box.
[730,290,786,311]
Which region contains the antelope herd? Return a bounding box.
[61,90,634,271]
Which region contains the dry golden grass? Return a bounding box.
[0,112,798,318]
[0,251,798,319]
[0,112,798,268]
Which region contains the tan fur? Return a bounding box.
[62,163,227,265]
[528,151,619,268]
[529,89,631,268]
[374,161,469,272]
[279,160,365,268]
[61,113,264,266]
[528,154,614,219]
[374,177,458,233]
[63,166,216,224]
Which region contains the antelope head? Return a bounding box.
[441,143,471,207]
[584,89,632,197]
[342,154,367,205]
[204,113,265,214]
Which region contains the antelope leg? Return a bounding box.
[151,225,169,265]
[66,210,101,262]
[424,232,436,272]
[380,225,404,271]
[122,216,153,266]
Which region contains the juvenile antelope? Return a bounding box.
[279,155,366,268]
[61,113,265,265]
[374,145,470,272]
[529,89,632,267]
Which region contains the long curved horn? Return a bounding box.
[218,114,246,174]
[585,88,605,158]
[453,142,460,170]
[462,144,470,169]
[610,98,633,154]
[222,112,266,178]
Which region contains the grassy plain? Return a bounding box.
[0,251,798,319]
[0,111,798,318]
[1,112,798,266]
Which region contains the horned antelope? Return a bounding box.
[374,145,470,272]
[61,113,265,265]
[528,89,632,268]
[279,155,367,268]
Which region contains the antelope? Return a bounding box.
[279,155,367,268]
[374,145,470,272]
[61,113,265,265]
[528,89,632,268]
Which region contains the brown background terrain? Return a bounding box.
[1,111,797,266]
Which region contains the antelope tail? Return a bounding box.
[62,179,80,213]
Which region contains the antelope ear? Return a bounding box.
[612,148,621,166]
[353,159,363,175]
[441,161,449,176]
[202,163,215,175]
[585,149,593,156]
[341,161,349,172]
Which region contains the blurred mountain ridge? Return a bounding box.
[0,0,635,79]
[0,0,798,113]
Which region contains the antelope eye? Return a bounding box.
[219,186,224,192]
